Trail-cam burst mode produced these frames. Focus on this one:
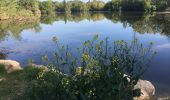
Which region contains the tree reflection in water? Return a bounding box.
[0,52,6,59]
[0,12,170,41]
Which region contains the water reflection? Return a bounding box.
[0,12,170,40]
[0,52,6,59]
[0,19,41,41]
[40,12,170,35]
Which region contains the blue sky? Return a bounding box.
[39,0,110,2]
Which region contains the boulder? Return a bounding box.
[29,64,49,72]
[0,60,22,73]
[123,74,155,100]
[134,79,155,100]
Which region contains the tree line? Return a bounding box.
[0,0,170,20]
[39,0,170,14]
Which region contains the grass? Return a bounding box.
[0,64,24,99]
[0,65,42,100]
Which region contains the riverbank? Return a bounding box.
[0,60,156,100]
[1,55,170,100]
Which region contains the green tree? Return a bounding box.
[64,1,72,13]
[54,2,65,12]
[0,0,40,20]
[39,0,54,15]
[70,0,90,12]
[153,0,169,11]
[18,0,39,13]
[112,0,121,11]
[90,0,105,11]
[143,0,154,12]
[0,0,18,19]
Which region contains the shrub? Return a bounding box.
[23,67,43,81]
[25,35,155,100]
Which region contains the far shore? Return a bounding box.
[0,11,170,21]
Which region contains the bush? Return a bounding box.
[23,67,43,81]
[24,35,155,100]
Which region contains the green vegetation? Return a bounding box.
[38,0,170,14]
[24,36,155,99]
[0,0,40,20]
[39,0,54,15]
[0,20,40,40]
[0,64,42,100]
[0,64,22,99]
[0,12,170,41]
[40,12,170,35]
[18,0,39,13]
[0,36,155,100]
[0,0,170,20]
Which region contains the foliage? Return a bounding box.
[18,0,39,13]
[1,12,170,41]
[71,0,89,12]
[0,0,170,18]
[0,65,44,100]
[39,0,54,15]
[0,66,25,100]
[38,0,170,14]
[105,0,156,12]
[0,0,40,20]
[0,19,40,40]
[0,0,18,18]
[105,0,122,11]
[24,36,155,100]
[153,0,168,11]
[90,0,105,11]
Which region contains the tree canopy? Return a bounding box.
[0,0,170,19]
[0,0,40,20]
[38,0,170,14]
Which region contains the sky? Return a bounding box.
[39,0,110,2]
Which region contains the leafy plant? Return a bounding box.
[25,35,155,100]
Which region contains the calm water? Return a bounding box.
[0,12,170,97]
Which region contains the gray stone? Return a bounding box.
[0,60,22,73]
[134,79,155,100]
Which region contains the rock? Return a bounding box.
[29,64,46,68]
[134,79,155,100]
[29,64,65,75]
[123,74,155,100]
[0,60,22,73]
[29,64,49,72]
